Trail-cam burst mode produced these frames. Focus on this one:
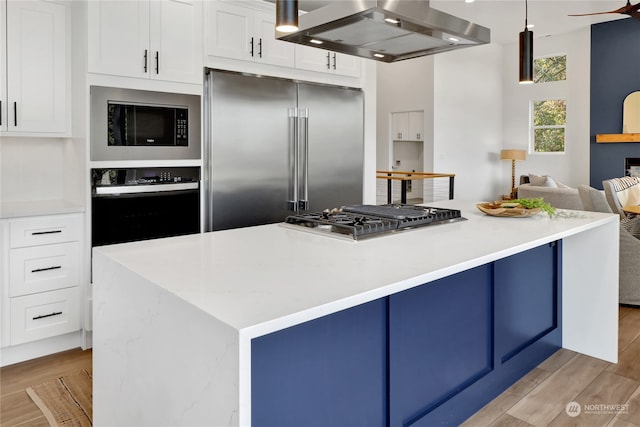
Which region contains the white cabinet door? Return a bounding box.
[392,112,409,141]
[150,0,203,84]
[207,0,253,61]
[333,52,361,78]
[207,1,293,67]
[5,0,67,134]
[408,111,424,141]
[295,46,361,78]
[0,0,6,132]
[294,45,332,74]
[254,9,294,68]
[87,1,150,79]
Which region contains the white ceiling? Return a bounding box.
[294,0,631,45]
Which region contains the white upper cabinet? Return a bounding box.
[207,1,294,68]
[294,45,361,78]
[392,111,424,141]
[88,0,202,84]
[0,1,6,132]
[408,111,424,141]
[1,0,69,135]
[88,1,149,79]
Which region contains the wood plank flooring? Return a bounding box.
[0,348,92,427]
[463,305,640,427]
[0,306,638,426]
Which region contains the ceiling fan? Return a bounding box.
[569,0,640,20]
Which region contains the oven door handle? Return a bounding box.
[95,182,199,195]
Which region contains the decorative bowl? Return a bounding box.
[476,202,542,218]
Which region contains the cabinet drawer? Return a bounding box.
[9,242,80,297]
[9,215,81,248]
[10,287,81,345]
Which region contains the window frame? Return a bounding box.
[529,98,567,155]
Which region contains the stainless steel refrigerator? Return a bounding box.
[204,70,364,231]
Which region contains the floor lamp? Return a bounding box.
[501,149,527,199]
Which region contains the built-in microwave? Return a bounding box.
[90,86,201,161]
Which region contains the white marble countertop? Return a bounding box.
[0,199,84,218]
[93,200,618,339]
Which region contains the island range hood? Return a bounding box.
[276,0,491,63]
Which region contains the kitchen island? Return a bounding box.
[92,200,619,427]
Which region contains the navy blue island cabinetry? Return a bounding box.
[251,242,561,427]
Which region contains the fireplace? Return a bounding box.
[626,158,640,178]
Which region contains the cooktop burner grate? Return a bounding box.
[284,204,465,240]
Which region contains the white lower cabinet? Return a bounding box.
[2,213,83,348]
[9,242,80,297]
[10,287,81,345]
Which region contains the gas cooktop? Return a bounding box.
[284,204,466,240]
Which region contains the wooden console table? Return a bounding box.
[376,171,455,204]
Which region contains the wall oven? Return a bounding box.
[91,167,201,247]
[90,87,201,161]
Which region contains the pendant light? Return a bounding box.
[519,0,534,84]
[276,0,299,33]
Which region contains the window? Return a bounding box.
[532,99,566,153]
[534,55,566,83]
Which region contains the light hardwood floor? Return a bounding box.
[463,305,640,427]
[1,306,639,427]
[0,348,92,426]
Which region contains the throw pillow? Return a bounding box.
[529,174,558,188]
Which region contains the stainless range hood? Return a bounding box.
[276,0,491,63]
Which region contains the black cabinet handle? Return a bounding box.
[33,311,63,320]
[250,37,254,57]
[326,52,330,69]
[31,230,62,235]
[13,102,17,126]
[31,265,62,273]
[155,51,159,74]
[144,49,148,72]
[258,38,262,58]
[332,52,337,70]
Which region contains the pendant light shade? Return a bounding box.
[276,0,299,33]
[519,0,534,84]
[519,28,533,84]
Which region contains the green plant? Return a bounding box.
[512,198,557,217]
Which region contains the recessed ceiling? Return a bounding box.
[284,0,629,45]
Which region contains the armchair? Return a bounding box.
[602,177,640,238]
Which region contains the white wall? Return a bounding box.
[433,44,504,201]
[0,137,66,202]
[377,44,503,202]
[376,28,591,203]
[502,28,591,187]
[377,56,435,173]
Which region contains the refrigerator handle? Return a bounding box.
[298,108,310,211]
[287,107,299,211]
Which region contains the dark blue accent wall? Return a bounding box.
[590,18,640,188]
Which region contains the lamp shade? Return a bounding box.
[276,0,299,33]
[500,149,527,161]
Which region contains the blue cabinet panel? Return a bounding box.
[389,264,493,427]
[251,242,562,427]
[495,242,558,363]
[251,298,387,427]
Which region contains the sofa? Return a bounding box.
[516,174,582,210]
[578,184,640,306]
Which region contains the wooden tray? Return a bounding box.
[476,202,542,218]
